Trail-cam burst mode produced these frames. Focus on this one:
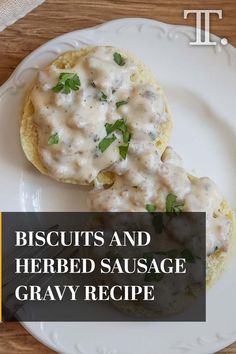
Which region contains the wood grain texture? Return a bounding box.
[0,0,236,353]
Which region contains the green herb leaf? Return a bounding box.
[98,134,116,153]
[116,100,128,109]
[101,119,131,158]
[56,73,71,83]
[113,52,125,66]
[105,119,131,145]
[52,83,64,93]
[166,193,184,213]
[119,144,129,160]
[105,119,126,135]
[100,92,108,102]
[166,193,176,212]
[52,73,80,94]
[48,133,59,145]
[145,204,156,213]
[122,130,131,144]
[104,123,113,134]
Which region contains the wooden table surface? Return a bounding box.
[0,0,236,353]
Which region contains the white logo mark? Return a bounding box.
[184,10,228,46]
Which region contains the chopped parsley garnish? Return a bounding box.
[122,129,131,144]
[105,119,131,144]
[113,52,125,66]
[105,119,126,135]
[116,100,128,109]
[145,204,156,213]
[48,133,59,145]
[119,145,129,160]
[100,92,108,102]
[166,193,184,213]
[99,119,131,159]
[52,73,80,94]
[98,134,116,153]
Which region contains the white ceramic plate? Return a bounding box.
[1,18,236,354]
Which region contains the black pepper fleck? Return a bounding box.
[93,135,100,142]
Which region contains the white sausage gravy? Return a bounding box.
[88,147,231,256]
[31,46,231,257]
[31,47,168,183]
